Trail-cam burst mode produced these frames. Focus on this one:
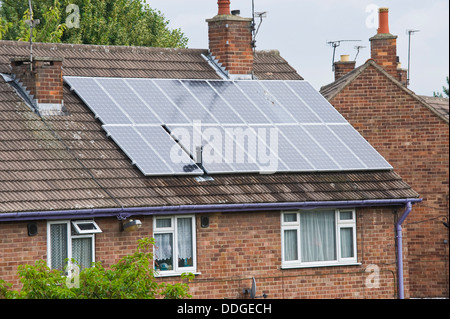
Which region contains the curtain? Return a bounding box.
[340,228,354,258]
[300,211,336,262]
[154,233,173,261]
[50,224,68,271]
[72,237,92,269]
[284,230,298,261]
[177,218,193,263]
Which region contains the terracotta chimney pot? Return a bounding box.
[218,0,231,15]
[378,8,390,34]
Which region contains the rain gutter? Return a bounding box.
[0,198,422,222]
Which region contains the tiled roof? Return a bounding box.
[419,95,449,121]
[0,41,417,214]
[0,41,303,80]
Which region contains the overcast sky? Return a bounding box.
[146,0,449,96]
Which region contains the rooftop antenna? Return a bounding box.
[24,0,40,71]
[251,0,267,53]
[327,40,361,71]
[354,45,366,61]
[406,29,420,87]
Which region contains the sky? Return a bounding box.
[146,0,449,96]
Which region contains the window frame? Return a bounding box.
[281,209,359,269]
[153,215,197,277]
[47,220,98,270]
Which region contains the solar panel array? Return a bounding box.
[65,76,392,176]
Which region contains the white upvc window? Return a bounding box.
[47,220,101,271]
[281,209,358,268]
[153,215,196,276]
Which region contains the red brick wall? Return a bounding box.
[0,207,408,298]
[207,16,254,76]
[334,61,356,81]
[328,64,450,298]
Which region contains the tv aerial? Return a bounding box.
[327,39,361,71]
[243,277,268,299]
[24,0,40,70]
[354,45,366,61]
[406,29,420,87]
[251,0,268,52]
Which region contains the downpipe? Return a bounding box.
[396,201,413,299]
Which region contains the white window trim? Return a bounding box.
[153,215,197,277]
[281,209,360,269]
[71,220,102,234]
[47,220,97,270]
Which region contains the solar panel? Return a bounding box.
[234,81,297,124]
[286,81,347,123]
[65,76,393,176]
[276,125,340,171]
[302,124,366,170]
[96,78,160,124]
[154,80,218,124]
[328,124,392,169]
[181,80,244,124]
[208,81,271,124]
[260,81,322,123]
[125,79,190,124]
[65,77,131,124]
[103,125,202,176]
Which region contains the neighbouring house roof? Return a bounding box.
[0,41,303,81]
[320,60,450,124]
[418,95,449,121]
[0,41,418,215]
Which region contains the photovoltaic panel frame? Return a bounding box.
[65,76,393,176]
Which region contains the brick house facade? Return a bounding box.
[321,8,449,298]
[1,2,421,299]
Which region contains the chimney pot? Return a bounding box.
[378,7,390,34]
[340,54,350,62]
[218,0,231,15]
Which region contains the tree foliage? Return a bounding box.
[0,238,193,299]
[433,76,449,98]
[0,0,188,48]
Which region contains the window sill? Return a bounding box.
[154,271,201,278]
[281,262,362,269]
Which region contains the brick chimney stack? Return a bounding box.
[369,8,403,82]
[207,0,254,79]
[11,57,64,115]
[334,55,356,81]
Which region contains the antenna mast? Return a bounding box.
[251,0,267,54]
[327,40,361,71]
[354,45,366,61]
[25,0,40,71]
[406,29,420,87]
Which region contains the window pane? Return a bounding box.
[50,224,68,271]
[284,230,298,261]
[72,237,92,269]
[156,218,171,228]
[177,218,193,268]
[283,213,297,223]
[340,228,354,258]
[155,233,173,271]
[340,211,353,220]
[300,211,336,262]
